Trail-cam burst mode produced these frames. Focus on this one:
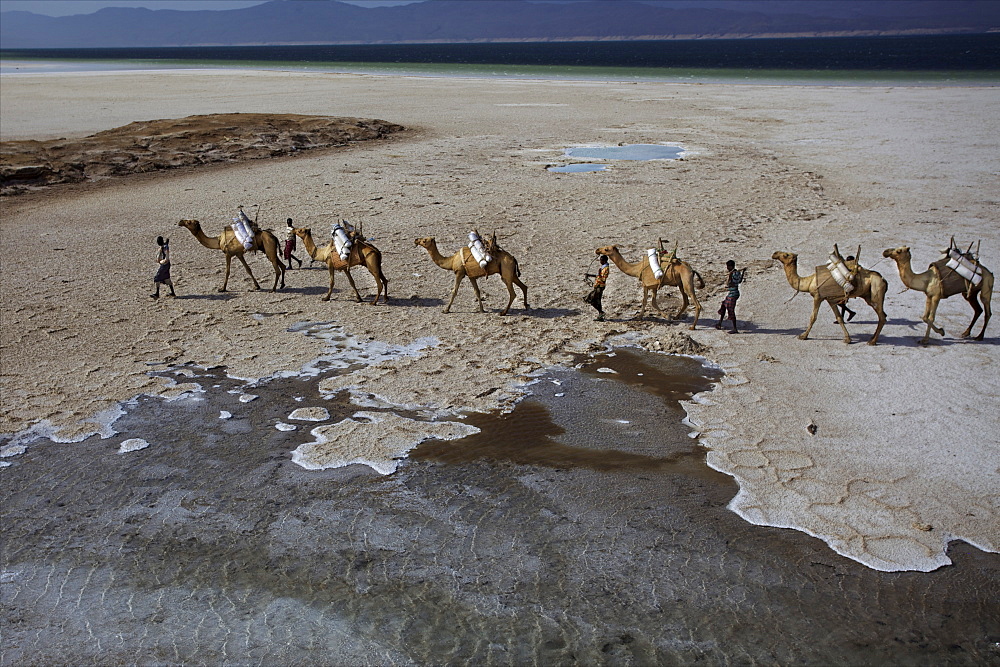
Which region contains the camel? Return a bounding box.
[882,246,992,344]
[414,234,529,315]
[177,219,285,292]
[293,227,389,304]
[771,249,887,345]
[594,245,704,328]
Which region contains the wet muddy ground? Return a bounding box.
[1,348,998,665]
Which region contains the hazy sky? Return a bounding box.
[0,0,422,15]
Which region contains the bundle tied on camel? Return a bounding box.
[932,237,984,298]
[647,239,677,281]
[460,230,493,279]
[815,243,859,303]
[332,220,355,262]
[230,205,259,252]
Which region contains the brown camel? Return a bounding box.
[882,246,992,344]
[771,249,887,345]
[594,244,704,328]
[414,235,529,315]
[177,219,285,292]
[293,227,389,304]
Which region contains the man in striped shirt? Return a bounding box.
[715,260,743,333]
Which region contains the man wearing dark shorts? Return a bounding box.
[715,260,742,333]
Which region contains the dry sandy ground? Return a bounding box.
[1,69,997,573]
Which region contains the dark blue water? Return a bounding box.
[3,33,999,73]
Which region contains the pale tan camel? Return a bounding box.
[594,245,704,328]
[414,235,529,315]
[177,219,285,292]
[771,249,887,345]
[882,246,992,344]
[293,227,389,304]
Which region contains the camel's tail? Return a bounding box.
[694,270,704,289]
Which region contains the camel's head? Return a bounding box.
[771,251,796,265]
[595,245,617,256]
[178,219,200,231]
[292,227,311,239]
[882,246,910,261]
[414,237,434,249]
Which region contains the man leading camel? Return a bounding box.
[283,218,303,270]
[714,260,743,333]
[150,236,176,299]
[584,254,610,321]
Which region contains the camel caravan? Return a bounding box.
[174,208,991,346]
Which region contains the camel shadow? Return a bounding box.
[173,293,238,302]
[523,307,578,319]
[282,285,333,297]
[393,296,447,309]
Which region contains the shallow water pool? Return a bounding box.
[546,163,607,173]
[566,143,685,161]
[547,142,685,173]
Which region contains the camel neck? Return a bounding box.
[300,233,319,258]
[895,256,930,290]
[425,241,452,269]
[189,225,221,250]
[608,250,643,276]
[783,260,810,291]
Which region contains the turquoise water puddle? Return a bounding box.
[547,143,684,173]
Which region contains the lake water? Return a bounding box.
[3,34,999,83]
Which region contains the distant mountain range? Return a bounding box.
[1,0,998,49]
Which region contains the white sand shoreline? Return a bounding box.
[1,69,997,572]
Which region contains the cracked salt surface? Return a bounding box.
[0,322,441,458]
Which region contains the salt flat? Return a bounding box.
[1,70,997,575]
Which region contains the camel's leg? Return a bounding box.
[500,278,517,316]
[368,259,389,305]
[688,289,702,331]
[365,256,387,305]
[648,287,670,318]
[323,267,335,301]
[672,287,689,321]
[960,289,983,338]
[342,269,363,302]
[220,254,233,292]
[236,254,261,291]
[921,297,942,344]
[832,300,852,344]
[445,273,464,313]
[515,276,529,310]
[975,277,992,340]
[469,278,486,312]
[799,296,826,341]
[921,294,945,344]
[637,288,650,320]
[271,259,285,292]
[862,279,888,345]
[864,297,887,346]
